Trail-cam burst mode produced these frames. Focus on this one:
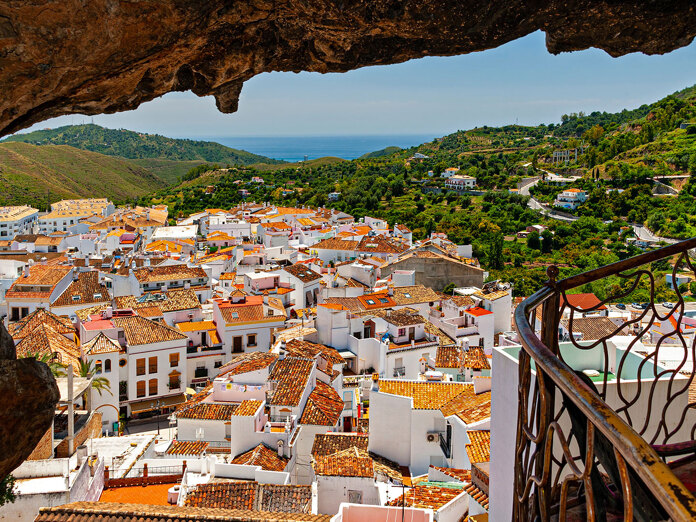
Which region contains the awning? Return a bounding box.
[338,350,357,359]
[130,393,186,414]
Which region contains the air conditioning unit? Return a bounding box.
[426,433,437,443]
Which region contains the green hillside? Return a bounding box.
[3,124,285,183]
[0,142,168,208]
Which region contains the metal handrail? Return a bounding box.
[514,237,696,520]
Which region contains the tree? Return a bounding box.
[21,351,66,378]
[443,283,456,295]
[77,359,112,396]
[690,281,696,296]
[488,233,504,270]
[541,230,553,253]
[526,231,541,250]
[0,476,16,507]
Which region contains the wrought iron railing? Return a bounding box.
[514,237,696,520]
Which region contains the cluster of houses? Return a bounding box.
[5,198,695,522]
[0,198,501,522]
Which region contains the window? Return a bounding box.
[169,353,179,367]
[403,293,411,299]
[10,307,20,322]
[119,358,127,367]
[93,293,102,300]
[149,378,158,396]
[366,299,375,305]
[136,358,146,376]
[379,298,389,304]
[214,360,222,368]
[149,356,157,373]
[398,328,405,336]
[343,391,353,411]
[104,359,112,372]
[247,334,257,347]
[169,371,181,389]
[348,490,362,504]
[95,360,102,374]
[136,381,146,398]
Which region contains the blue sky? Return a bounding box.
[19,31,696,138]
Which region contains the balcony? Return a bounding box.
[438,432,451,459]
[513,238,696,520]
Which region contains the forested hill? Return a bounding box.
[3,124,284,166]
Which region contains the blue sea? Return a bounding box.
[192,135,437,162]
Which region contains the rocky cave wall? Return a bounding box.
[0,0,695,137]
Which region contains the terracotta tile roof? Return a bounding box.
[322,296,364,312]
[312,238,359,251]
[382,309,425,327]
[466,306,493,317]
[233,399,262,416]
[391,285,440,305]
[219,271,237,280]
[8,308,74,339]
[74,303,109,322]
[430,466,471,483]
[449,295,475,307]
[464,482,490,509]
[560,316,631,341]
[82,332,121,354]
[311,433,369,458]
[387,484,465,510]
[218,351,278,377]
[177,402,238,420]
[436,345,462,368]
[52,271,111,308]
[9,265,71,288]
[439,388,491,424]
[16,324,80,373]
[112,315,187,346]
[115,288,201,313]
[284,339,345,367]
[166,440,209,455]
[466,430,491,464]
[299,381,343,426]
[559,292,607,312]
[284,263,322,282]
[268,357,314,407]
[218,296,267,324]
[35,502,330,522]
[379,380,472,410]
[464,346,490,370]
[358,292,396,310]
[231,443,289,472]
[356,236,407,254]
[185,483,312,514]
[133,264,208,283]
[313,447,403,482]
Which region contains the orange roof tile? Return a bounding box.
[166,440,209,455]
[231,443,289,472]
[466,430,491,464]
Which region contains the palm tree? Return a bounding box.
[22,351,67,378]
[77,358,112,396]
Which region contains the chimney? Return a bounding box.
[279,340,286,360]
[277,440,285,458]
[23,265,30,278]
[104,307,113,319]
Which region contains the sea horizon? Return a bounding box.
[179,134,438,162]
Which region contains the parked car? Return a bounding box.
[640,303,649,309]
[616,303,626,310]
[631,302,642,310]
[663,302,674,309]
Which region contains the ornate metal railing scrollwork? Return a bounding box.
[514,237,696,521]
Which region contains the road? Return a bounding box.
[632,224,679,245]
[518,171,580,222]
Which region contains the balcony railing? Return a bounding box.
[439,432,451,459]
[514,237,696,520]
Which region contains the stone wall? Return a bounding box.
[382,257,484,292]
[55,411,102,458]
[26,427,52,461]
